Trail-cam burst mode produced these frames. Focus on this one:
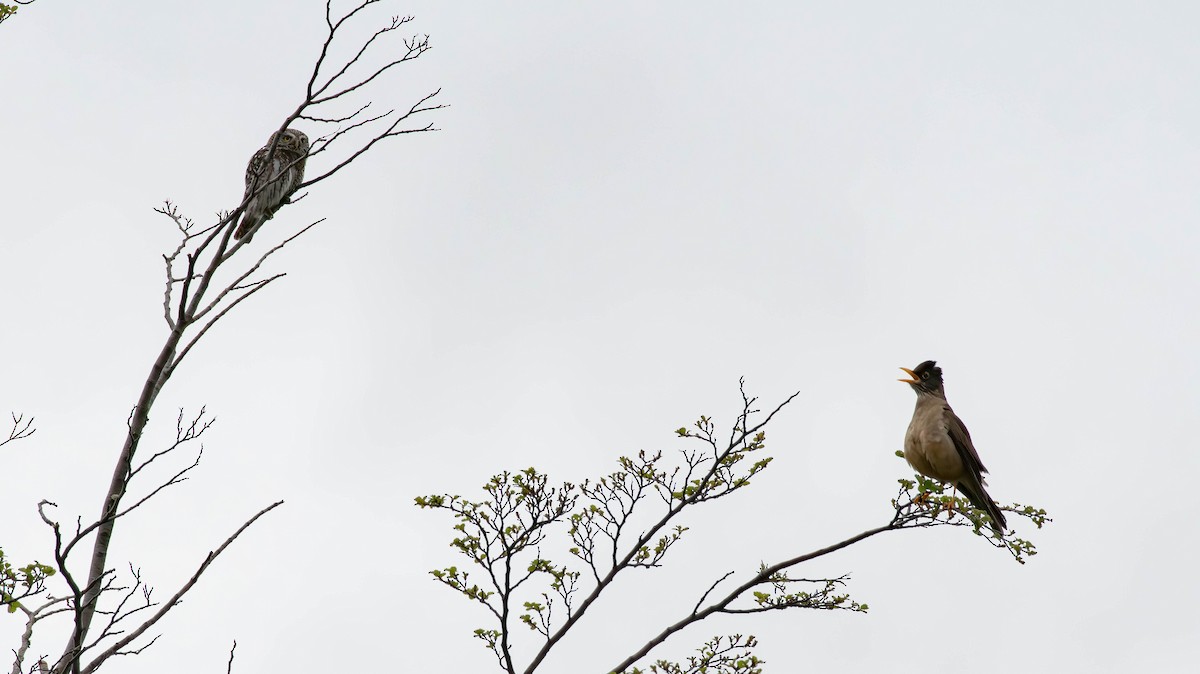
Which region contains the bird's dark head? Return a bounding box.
[898,360,944,395]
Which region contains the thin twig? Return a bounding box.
[692,571,735,615]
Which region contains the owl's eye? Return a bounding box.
[282,134,292,142]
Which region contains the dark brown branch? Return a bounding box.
[82,567,155,654]
[691,571,734,615]
[297,101,372,124]
[308,0,387,99]
[128,408,212,478]
[1,412,36,448]
[298,89,443,191]
[311,15,414,102]
[113,448,202,519]
[312,32,428,105]
[304,108,395,159]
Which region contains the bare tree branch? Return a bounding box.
[691,571,734,616]
[298,88,444,191]
[1,413,36,449]
[79,502,283,674]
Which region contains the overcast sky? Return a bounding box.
[3,2,1199,672]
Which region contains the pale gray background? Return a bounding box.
[2,1,1197,672]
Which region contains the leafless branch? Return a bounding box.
[79,501,283,674]
[298,101,371,124]
[170,275,282,369]
[81,566,157,656]
[113,449,202,520]
[691,571,734,615]
[57,416,208,565]
[129,408,212,479]
[1,413,36,449]
[168,215,321,375]
[207,217,322,314]
[109,635,158,659]
[299,88,443,190]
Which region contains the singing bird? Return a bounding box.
[235,128,310,242]
[899,360,1007,533]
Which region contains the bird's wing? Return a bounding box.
[943,405,1007,532]
[243,146,270,198]
[955,472,1007,533]
[944,403,989,477]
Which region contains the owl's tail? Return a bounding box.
[234,214,261,241]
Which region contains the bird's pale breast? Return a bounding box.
[904,404,966,483]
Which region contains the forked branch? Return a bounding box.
[1,412,36,449]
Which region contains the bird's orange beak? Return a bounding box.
[898,367,918,384]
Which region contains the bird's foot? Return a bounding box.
[913,491,933,509]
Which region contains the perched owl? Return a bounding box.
[234,128,310,242]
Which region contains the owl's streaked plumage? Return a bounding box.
[234,128,310,242]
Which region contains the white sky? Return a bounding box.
[3,1,1199,672]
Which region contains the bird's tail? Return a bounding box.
[234,214,261,241]
[957,478,1007,534]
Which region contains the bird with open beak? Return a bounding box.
[899,360,1007,533]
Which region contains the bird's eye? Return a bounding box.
[921,372,929,379]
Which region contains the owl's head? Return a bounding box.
[269,128,310,154]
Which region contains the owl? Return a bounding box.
[234,128,310,242]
